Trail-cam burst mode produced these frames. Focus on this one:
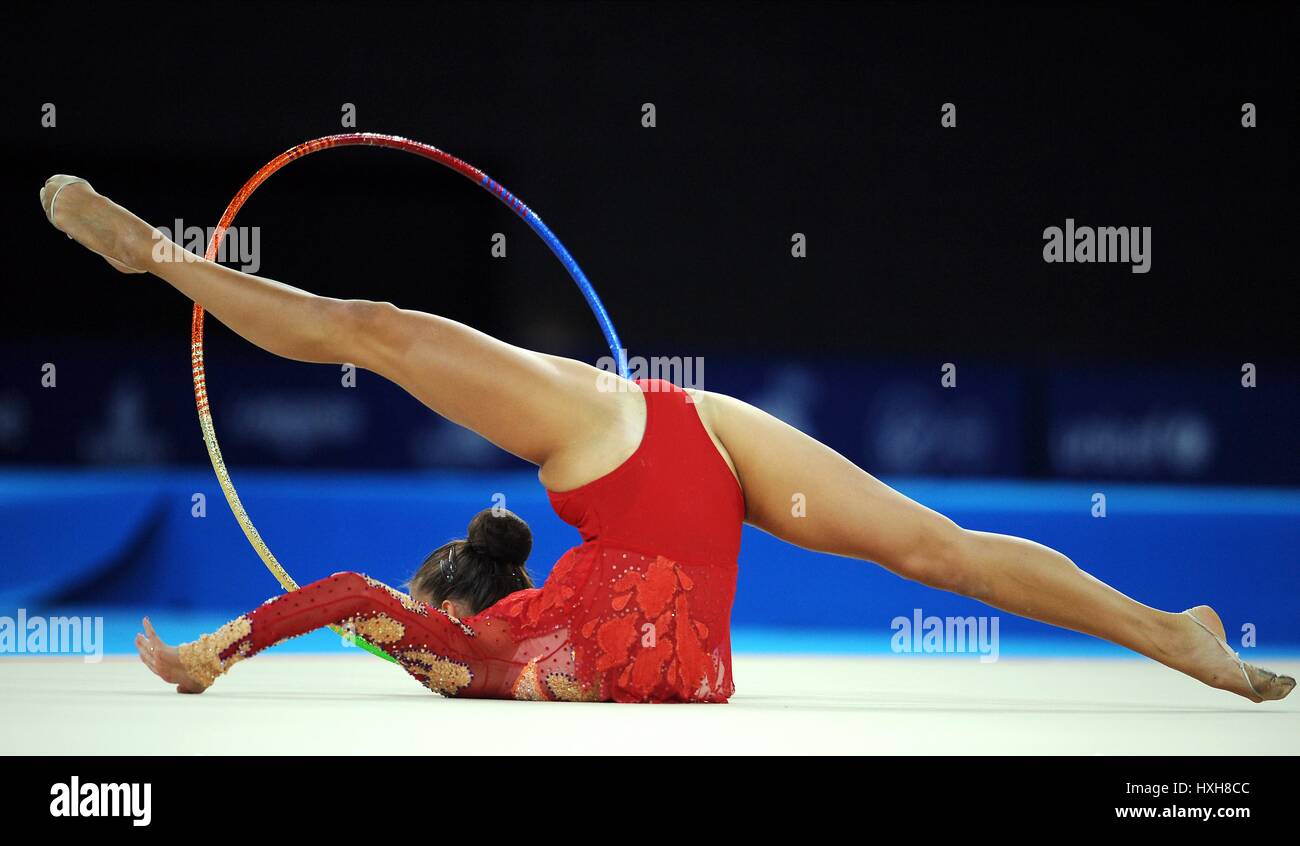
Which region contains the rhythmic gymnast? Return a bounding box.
[39,174,1294,703]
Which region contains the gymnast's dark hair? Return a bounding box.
[407,508,534,616]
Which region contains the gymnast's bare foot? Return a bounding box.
[1166,605,1295,702]
[39,175,151,274]
[135,617,208,694]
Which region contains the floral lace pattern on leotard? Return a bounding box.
[483,548,734,702]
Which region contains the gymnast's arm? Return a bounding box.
[134,572,488,697]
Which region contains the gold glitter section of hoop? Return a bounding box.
[196,400,353,640]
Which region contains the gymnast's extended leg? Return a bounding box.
[697,390,1295,702]
[38,175,642,491]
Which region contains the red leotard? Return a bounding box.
[178,379,746,703]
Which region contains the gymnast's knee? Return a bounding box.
[896,520,980,596]
[335,299,401,368]
[340,298,398,333]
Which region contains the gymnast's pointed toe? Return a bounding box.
[1243,665,1296,702]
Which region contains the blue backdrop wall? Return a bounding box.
[3,469,1297,649]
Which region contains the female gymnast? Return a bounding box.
[39,174,1294,704]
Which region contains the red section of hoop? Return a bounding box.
[190,133,487,413]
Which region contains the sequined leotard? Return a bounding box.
[179,379,746,703]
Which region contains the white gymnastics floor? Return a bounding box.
[2,654,1297,755]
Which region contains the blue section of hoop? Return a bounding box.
[480,174,628,379]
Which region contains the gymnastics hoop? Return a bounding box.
[193,133,629,663]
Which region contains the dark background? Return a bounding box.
[6,0,1296,357]
[1,1,1296,481]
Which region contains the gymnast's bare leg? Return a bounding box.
[42,175,1293,702]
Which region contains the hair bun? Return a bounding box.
[466,508,533,566]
